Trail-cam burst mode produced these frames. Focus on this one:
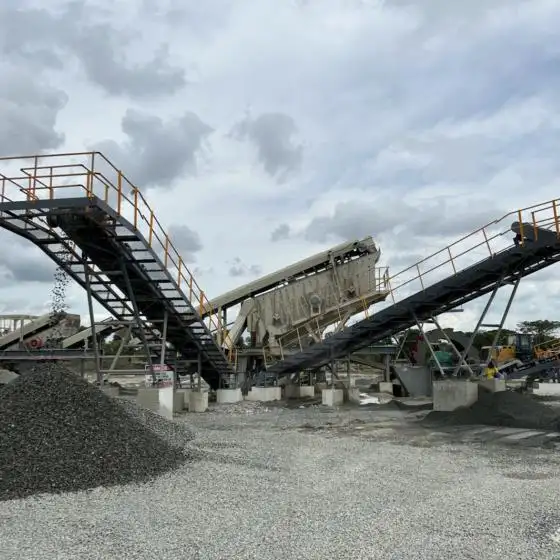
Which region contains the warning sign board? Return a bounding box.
[144,364,174,387]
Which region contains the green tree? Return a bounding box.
[517,320,560,345]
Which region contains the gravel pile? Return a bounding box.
[116,398,195,448]
[424,389,560,430]
[0,364,187,501]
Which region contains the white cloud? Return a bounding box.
[0,0,559,338]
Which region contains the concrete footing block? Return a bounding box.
[189,390,209,412]
[322,388,344,407]
[314,383,328,395]
[158,387,184,413]
[216,388,243,404]
[479,378,506,393]
[137,387,159,410]
[245,387,282,402]
[176,389,190,409]
[531,382,560,396]
[100,385,120,398]
[433,379,478,412]
[284,385,315,399]
[378,381,394,395]
[346,387,361,403]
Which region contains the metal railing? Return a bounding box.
[383,198,560,304]
[0,151,238,365]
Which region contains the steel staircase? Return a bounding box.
[0,152,234,389]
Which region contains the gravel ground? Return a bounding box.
[2,400,560,560]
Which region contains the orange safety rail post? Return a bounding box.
[553,200,560,237]
[518,210,524,245]
[117,171,122,215]
[532,211,538,241]
[148,211,154,246]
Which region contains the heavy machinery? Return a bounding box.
[202,236,391,372]
[480,333,534,365]
[0,312,81,351]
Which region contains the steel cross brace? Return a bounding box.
[119,257,156,384]
[429,315,475,376]
[450,273,520,376]
[411,312,445,379]
[484,275,521,367]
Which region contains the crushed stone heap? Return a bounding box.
[0,365,186,502]
[423,389,560,431]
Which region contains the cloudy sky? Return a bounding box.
[0,0,559,334]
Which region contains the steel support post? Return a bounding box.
[119,258,156,384]
[197,351,202,391]
[451,279,504,376]
[485,276,521,366]
[159,310,169,387]
[384,354,391,383]
[412,312,445,378]
[83,258,102,385]
[430,315,474,376]
[108,325,132,372]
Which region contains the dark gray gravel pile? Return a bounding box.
[423,390,560,430]
[0,365,187,502]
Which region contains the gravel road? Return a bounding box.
[2,400,560,560]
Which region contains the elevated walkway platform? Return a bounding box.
[267,205,560,376]
[0,152,235,389]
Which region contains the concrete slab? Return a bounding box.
[245,387,281,402]
[322,388,344,407]
[503,430,546,441]
[217,388,243,404]
[189,390,209,413]
[0,369,18,385]
[433,379,478,412]
[492,428,525,436]
[532,383,560,397]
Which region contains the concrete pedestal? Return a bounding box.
[378,382,394,394]
[189,390,209,412]
[137,388,159,410]
[433,379,478,412]
[322,388,344,407]
[158,387,184,414]
[176,389,190,409]
[479,378,506,393]
[216,388,243,404]
[100,385,120,398]
[284,385,315,399]
[158,386,182,419]
[346,387,361,403]
[314,383,328,395]
[531,382,560,396]
[245,387,282,402]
